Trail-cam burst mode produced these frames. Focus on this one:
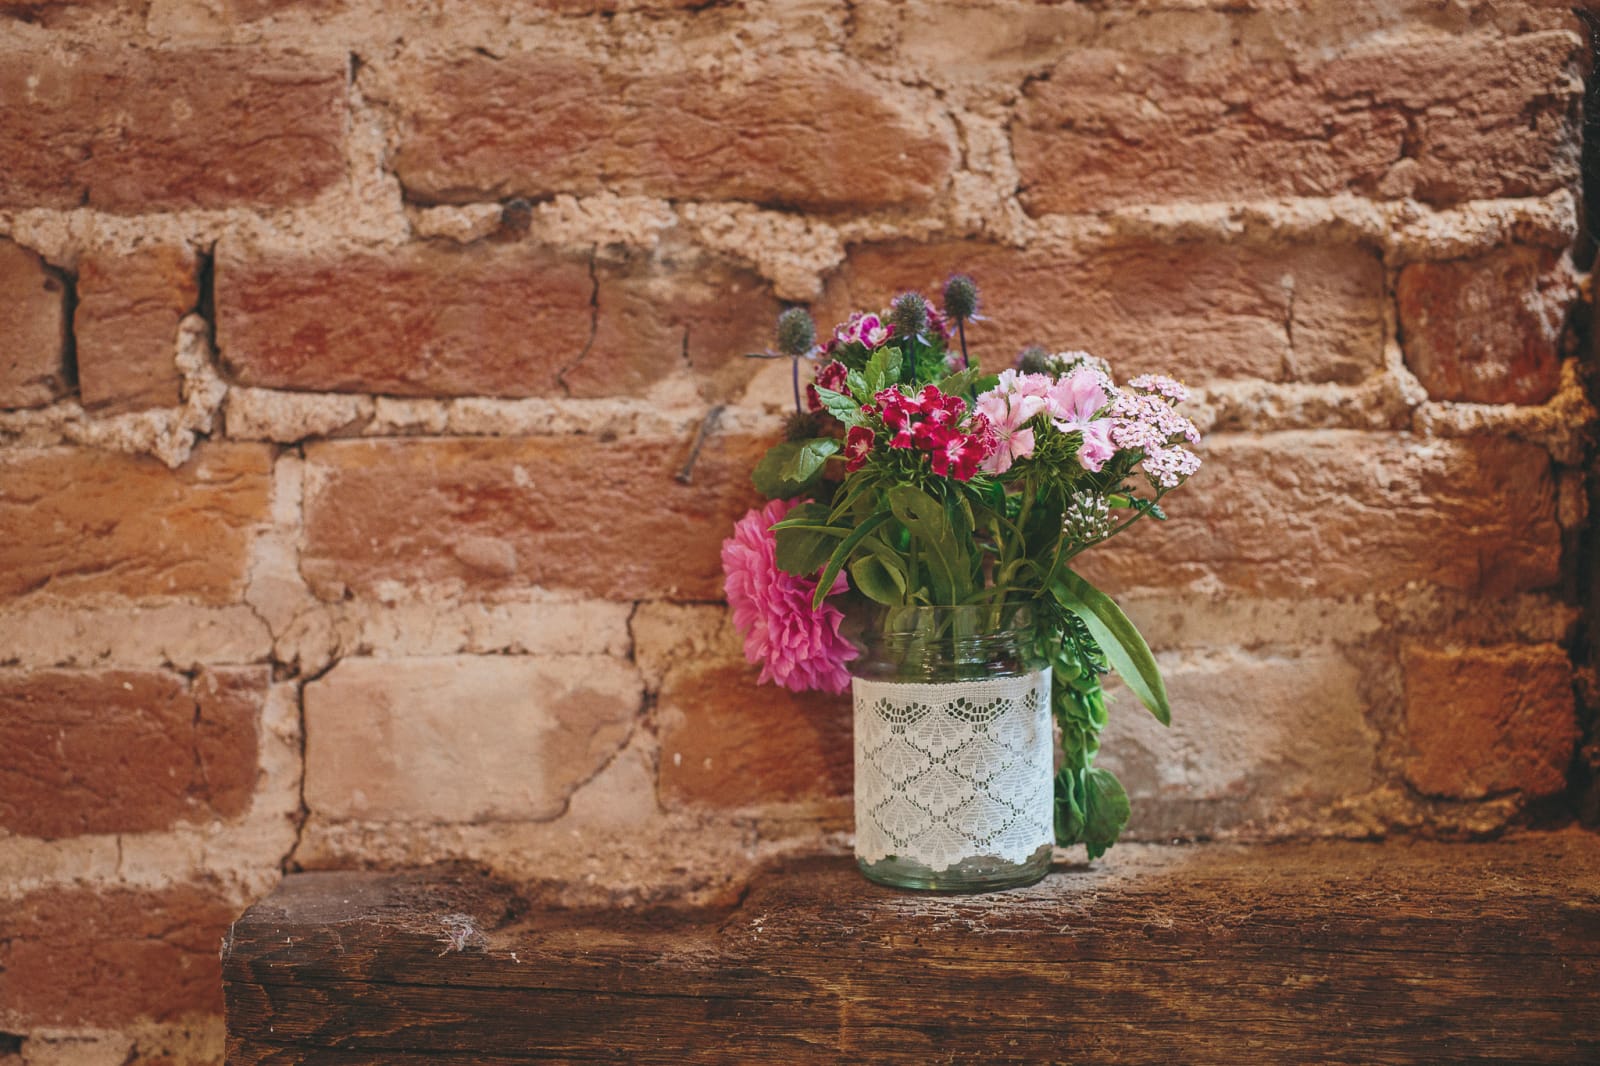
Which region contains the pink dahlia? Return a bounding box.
[721,498,857,695]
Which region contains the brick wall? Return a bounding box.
[1,1,1596,1061]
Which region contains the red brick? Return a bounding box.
[304,656,637,823]
[1077,433,1561,598]
[819,239,1384,384]
[0,444,272,605]
[656,661,851,811]
[0,48,346,210]
[301,434,768,602]
[0,667,264,839]
[1013,32,1581,214]
[0,238,69,408]
[217,243,589,397]
[386,54,953,210]
[75,244,197,412]
[1403,644,1577,799]
[218,243,779,400]
[1398,247,1573,405]
[571,256,782,401]
[0,882,236,1028]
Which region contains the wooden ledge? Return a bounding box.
[224,832,1600,1064]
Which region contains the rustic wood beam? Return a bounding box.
[224,832,1600,1064]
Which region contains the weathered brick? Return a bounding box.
[75,244,197,412]
[303,656,638,822]
[300,434,767,601]
[1403,643,1578,799]
[217,243,592,397]
[0,238,69,409]
[0,667,264,839]
[386,54,953,210]
[1097,648,1378,839]
[218,243,779,400]
[1013,32,1581,214]
[0,48,346,210]
[656,660,851,811]
[0,444,272,605]
[569,255,782,401]
[819,239,1385,384]
[1078,433,1561,598]
[0,882,236,1028]
[1398,247,1574,405]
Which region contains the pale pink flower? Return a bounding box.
[721,498,856,695]
[1077,421,1117,472]
[1143,445,1202,488]
[975,385,1046,475]
[1045,368,1109,426]
[995,368,1052,399]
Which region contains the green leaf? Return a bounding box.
[863,346,902,394]
[1051,571,1170,725]
[1080,767,1131,860]
[849,552,906,605]
[1054,767,1086,846]
[772,502,837,576]
[752,442,824,499]
[846,370,871,401]
[814,386,864,428]
[778,438,840,483]
[886,485,965,604]
[812,511,894,610]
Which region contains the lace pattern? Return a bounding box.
[853,670,1053,871]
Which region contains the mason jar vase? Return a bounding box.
[851,604,1054,892]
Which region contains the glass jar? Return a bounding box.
[851,604,1053,892]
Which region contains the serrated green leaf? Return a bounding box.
[1051,571,1170,725]
[863,346,902,394]
[751,442,823,499]
[814,386,864,429]
[778,438,840,483]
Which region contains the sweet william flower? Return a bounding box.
[844,425,875,472]
[722,498,856,695]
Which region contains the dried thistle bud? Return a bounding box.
[890,292,928,343]
[1017,346,1052,374]
[775,307,816,357]
[943,274,978,322]
[784,410,824,442]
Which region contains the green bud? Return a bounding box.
[1017,346,1051,374]
[775,307,816,357]
[943,273,979,322]
[890,292,928,343]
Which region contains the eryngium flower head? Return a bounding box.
[1017,346,1052,374]
[775,307,816,357]
[943,273,979,322]
[890,292,929,343]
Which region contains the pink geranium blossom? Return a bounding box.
[722,499,857,695]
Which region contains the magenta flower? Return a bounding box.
[722,498,857,695]
[844,425,875,472]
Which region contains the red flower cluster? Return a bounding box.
[805,359,850,412]
[872,385,997,481]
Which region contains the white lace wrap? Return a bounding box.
[853,669,1053,872]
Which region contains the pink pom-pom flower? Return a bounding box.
[721,498,857,695]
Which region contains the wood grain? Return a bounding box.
[225,833,1600,1064]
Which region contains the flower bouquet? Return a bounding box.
[722,276,1201,891]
